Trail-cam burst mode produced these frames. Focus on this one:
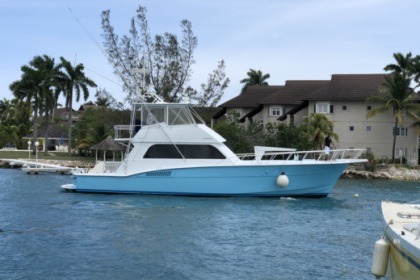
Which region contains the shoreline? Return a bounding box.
[341,165,420,181]
[1,159,419,181]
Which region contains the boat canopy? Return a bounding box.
[115,102,205,142]
[138,103,204,126]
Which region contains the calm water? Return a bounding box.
[0,169,418,280]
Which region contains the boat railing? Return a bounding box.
[114,125,133,142]
[236,148,366,162]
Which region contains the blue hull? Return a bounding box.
[69,163,349,197]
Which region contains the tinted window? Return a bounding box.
[144,144,226,159]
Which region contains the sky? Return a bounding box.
[1,0,419,108]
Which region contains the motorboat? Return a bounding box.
[371,201,420,279]
[61,87,367,196]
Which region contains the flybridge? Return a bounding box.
[114,103,206,142]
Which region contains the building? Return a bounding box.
[213,74,419,165]
[23,103,106,152]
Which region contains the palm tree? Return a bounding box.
[367,73,420,161]
[31,55,62,154]
[57,57,97,154]
[413,55,420,89]
[240,69,270,93]
[301,113,338,150]
[10,65,43,153]
[384,52,415,75]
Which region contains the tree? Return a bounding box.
[264,123,309,151]
[367,52,420,161]
[10,62,44,152]
[188,60,230,106]
[383,52,415,75]
[367,73,419,161]
[301,113,337,150]
[95,87,125,110]
[240,69,270,93]
[101,5,229,105]
[213,112,258,153]
[0,98,32,149]
[9,55,63,153]
[57,57,97,154]
[31,55,62,154]
[73,108,130,153]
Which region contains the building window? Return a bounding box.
[395,127,408,136]
[395,148,407,158]
[269,107,283,116]
[366,126,371,131]
[366,147,372,154]
[342,105,347,110]
[349,126,354,131]
[315,103,333,114]
[367,105,371,111]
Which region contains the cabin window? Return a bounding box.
[144,144,226,159]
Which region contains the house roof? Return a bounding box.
[218,85,284,108]
[261,80,330,105]
[304,74,390,101]
[78,104,106,111]
[24,124,68,139]
[90,135,125,151]
[214,73,419,121]
[218,81,330,109]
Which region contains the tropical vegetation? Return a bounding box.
[214,112,332,154]
[72,107,130,155]
[240,69,271,93]
[5,55,96,154]
[367,52,420,161]
[1,50,419,163]
[56,57,97,154]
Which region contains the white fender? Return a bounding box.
[371,237,390,278]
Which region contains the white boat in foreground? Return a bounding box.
[371,201,420,279]
[60,97,366,196]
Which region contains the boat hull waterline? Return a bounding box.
[62,163,348,197]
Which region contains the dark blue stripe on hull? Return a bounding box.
[69,189,328,198]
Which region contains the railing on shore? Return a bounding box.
[236,149,366,162]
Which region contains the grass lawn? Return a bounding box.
[0,150,95,163]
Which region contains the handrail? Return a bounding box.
[236,149,366,162]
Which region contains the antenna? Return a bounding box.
[67,7,133,100]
